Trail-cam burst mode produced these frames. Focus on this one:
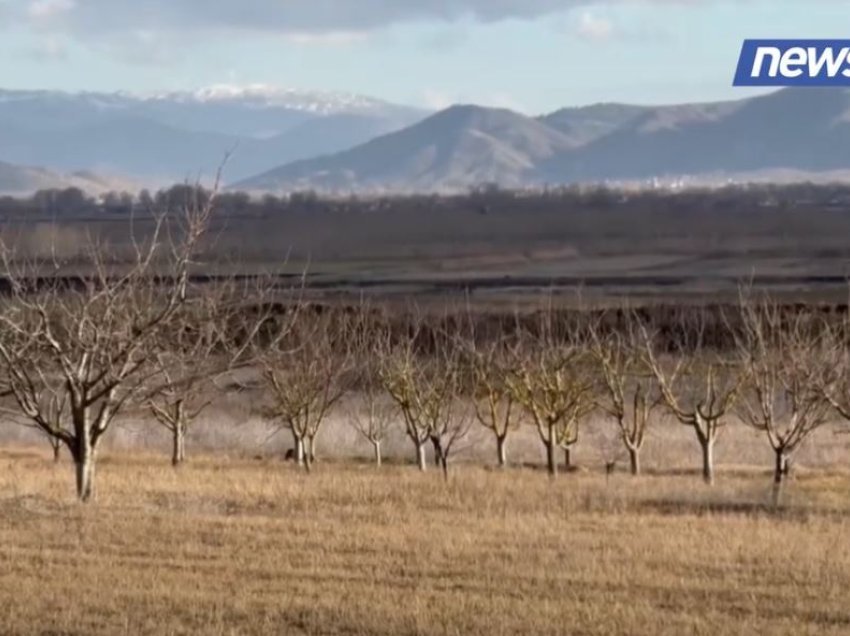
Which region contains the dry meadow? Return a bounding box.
[2,413,850,635]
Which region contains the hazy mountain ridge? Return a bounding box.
[0,161,138,196]
[4,87,850,196]
[0,87,428,185]
[542,89,850,182]
[235,88,850,193]
[237,104,578,191]
[539,103,651,146]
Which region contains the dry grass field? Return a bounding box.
[2,440,850,635]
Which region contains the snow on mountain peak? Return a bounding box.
[0,85,405,117]
[145,84,391,114]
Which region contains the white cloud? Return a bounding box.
[0,0,779,66]
[27,0,74,20]
[285,31,370,47]
[576,11,614,41]
[5,0,638,35]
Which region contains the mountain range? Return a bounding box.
[237,88,850,193]
[0,86,426,188]
[2,87,850,195]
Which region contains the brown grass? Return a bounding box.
[2,446,850,635]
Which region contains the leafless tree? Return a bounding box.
[468,336,521,468]
[736,295,832,503]
[821,316,850,436]
[589,313,663,476]
[377,315,470,475]
[348,314,396,467]
[0,191,212,501]
[348,390,395,467]
[429,326,474,479]
[642,312,741,485]
[507,312,595,478]
[144,282,235,467]
[259,309,354,472]
[377,319,430,471]
[432,396,473,480]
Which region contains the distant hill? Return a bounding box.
[541,89,850,181]
[0,161,135,196]
[0,87,427,183]
[539,103,651,147]
[235,104,577,192]
[236,88,850,193]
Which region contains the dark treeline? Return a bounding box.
[294,299,850,357]
[3,181,850,219]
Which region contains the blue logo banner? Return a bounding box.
[734,40,850,86]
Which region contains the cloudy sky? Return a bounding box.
[0,0,845,113]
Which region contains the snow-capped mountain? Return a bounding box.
[142,84,397,116]
[0,86,428,182]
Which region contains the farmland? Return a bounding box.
[1,185,850,634]
[2,445,850,635]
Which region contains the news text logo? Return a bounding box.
[734,40,850,87]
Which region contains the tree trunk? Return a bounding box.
[308,434,317,464]
[172,422,186,467]
[431,436,443,468]
[74,442,96,503]
[52,442,61,463]
[416,441,427,472]
[546,424,558,478]
[628,446,641,476]
[563,447,573,471]
[441,455,449,481]
[373,440,382,467]
[496,435,507,467]
[699,435,715,485]
[295,437,305,467]
[303,436,315,473]
[772,448,788,506]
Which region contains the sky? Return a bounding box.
[0,0,847,114]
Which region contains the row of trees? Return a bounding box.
[0,200,849,502]
[5,180,850,220]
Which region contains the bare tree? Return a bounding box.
[821,316,850,436]
[0,193,211,501]
[469,337,521,468]
[377,315,469,475]
[589,313,662,476]
[736,296,832,503]
[259,309,354,472]
[377,319,431,471]
[348,314,396,467]
[642,312,741,485]
[348,391,395,467]
[145,283,232,467]
[431,395,473,480]
[507,313,595,478]
[429,326,473,479]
